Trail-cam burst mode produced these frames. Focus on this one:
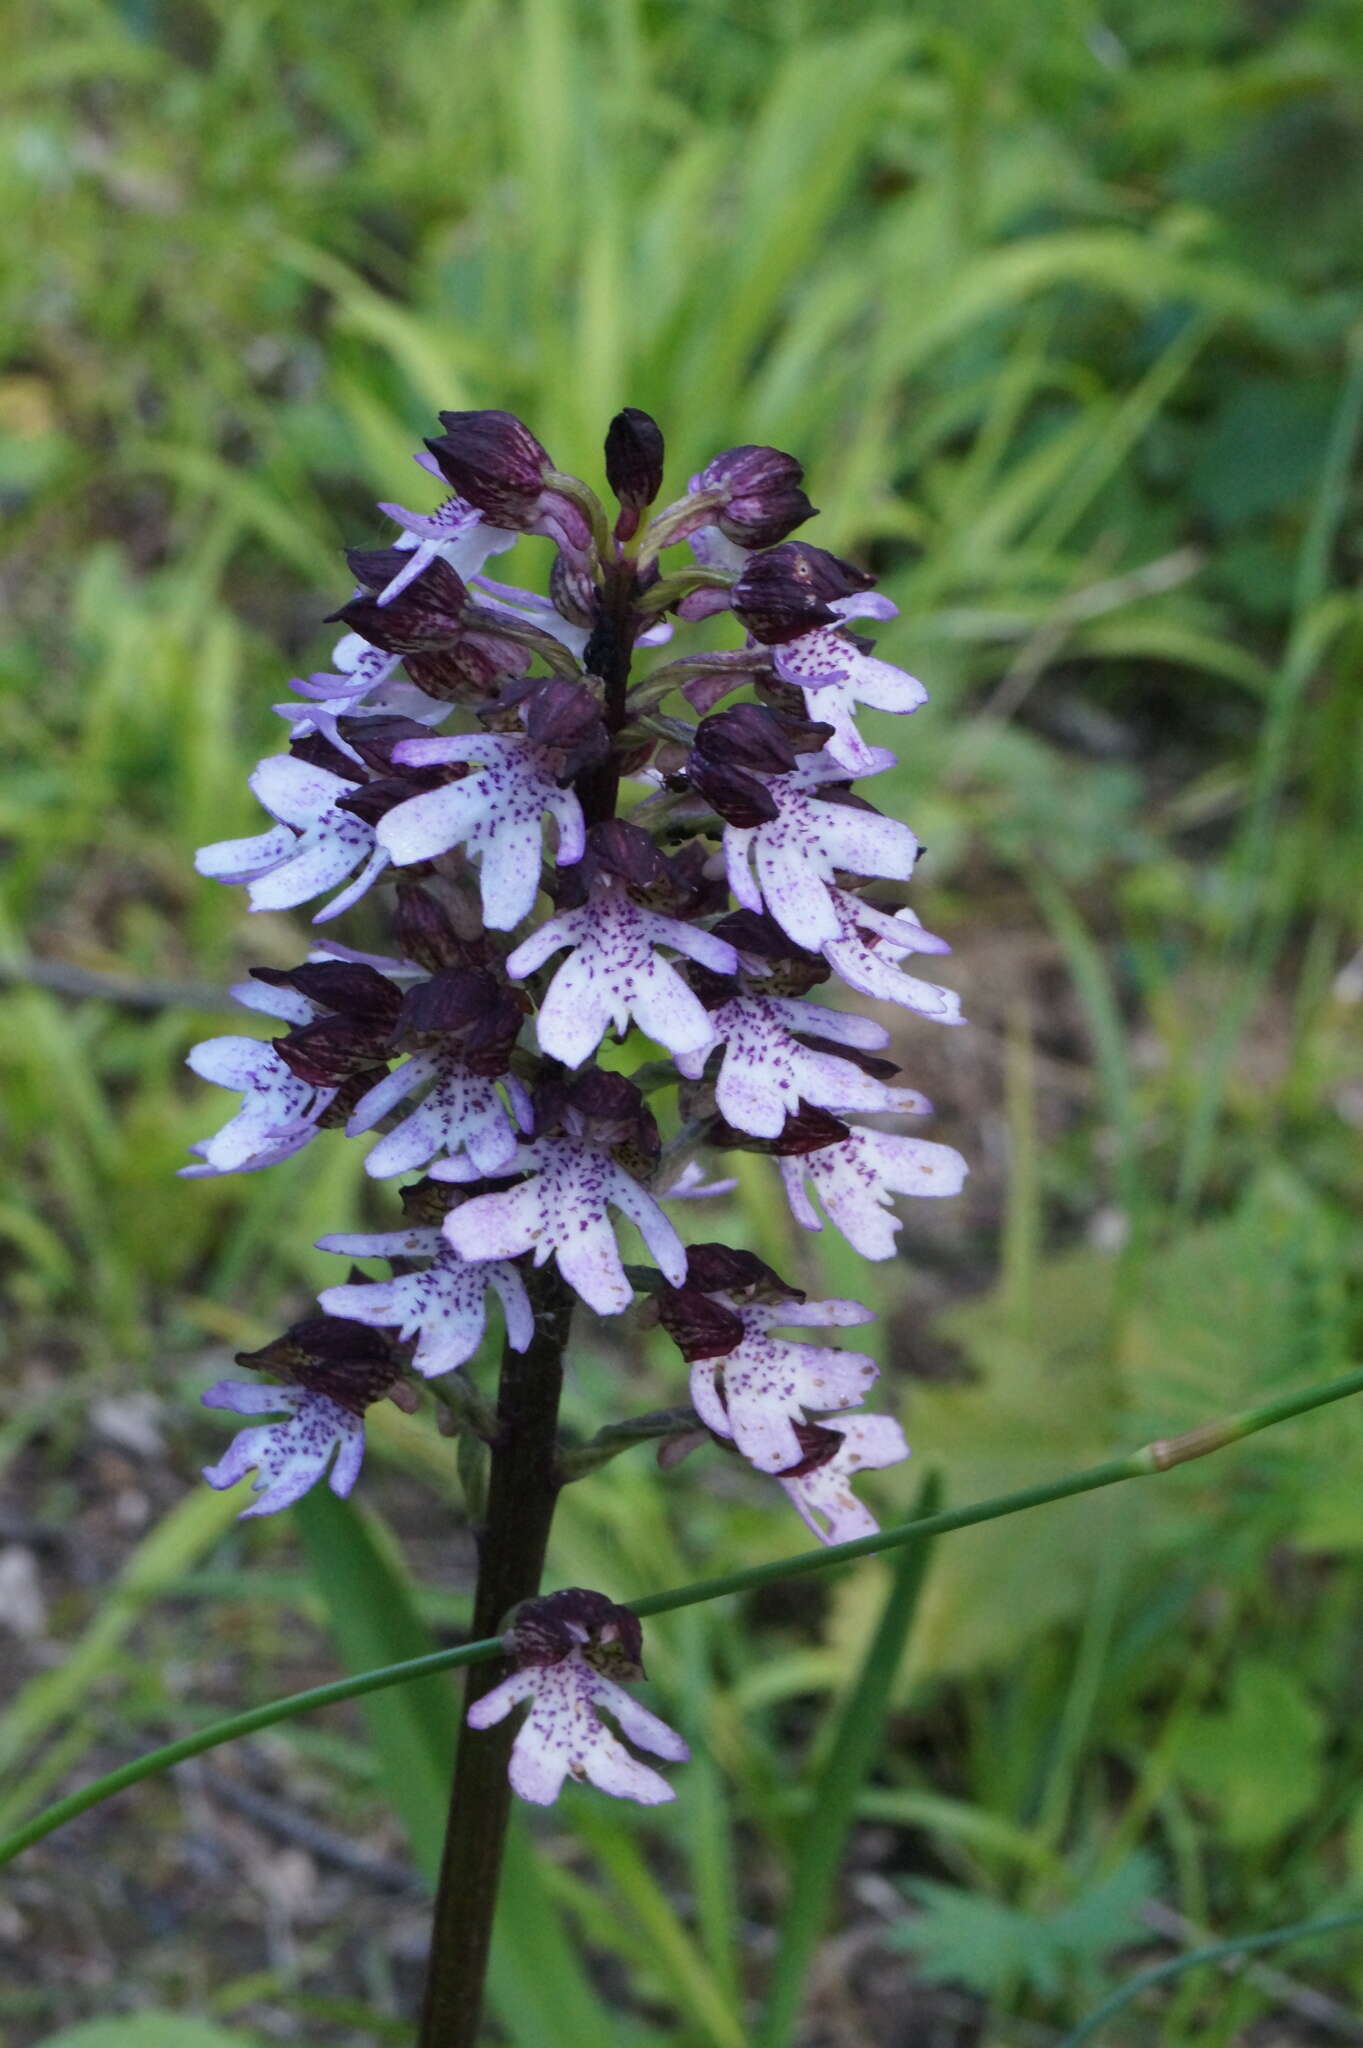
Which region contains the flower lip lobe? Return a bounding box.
[466,1591,688,1807]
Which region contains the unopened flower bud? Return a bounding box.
[426,410,553,525]
[699,445,814,547]
[606,408,666,539]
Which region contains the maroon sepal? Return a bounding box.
[711,1101,850,1156]
[329,556,469,653]
[733,541,875,646]
[394,967,524,1073]
[273,1016,392,1085]
[535,1067,660,1159]
[288,730,362,781]
[234,1315,405,1415]
[506,1588,644,1677]
[252,961,405,1026]
[684,1242,803,1303]
[394,885,485,973]
[777,1419,845,1480]
[656,1286,746,1363]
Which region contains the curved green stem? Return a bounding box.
[1059,1906,1363,2046]
[4,1360,1361,1873]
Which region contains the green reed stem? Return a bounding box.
[4,1360,1361,1872]
[1059,1904,1363,2046]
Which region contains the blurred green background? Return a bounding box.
[3,0,1363,2041]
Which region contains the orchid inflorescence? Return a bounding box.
[187,407,966,1804]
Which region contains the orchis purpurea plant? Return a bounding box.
[184,405,966,2045]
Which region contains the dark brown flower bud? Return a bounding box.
[426,409,552,526]
[699,445,814,547]
[732,542,875,646]
[606,408,666,540]
[656,1286,746,1363]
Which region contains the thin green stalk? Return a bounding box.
[1059,1905,1363,2047]
[755,1472,941,2048]
[5,1361,1362,1872]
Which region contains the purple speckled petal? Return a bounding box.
[780,1127,969,1258]
[378,737,583,930]
[194,823,298,885]
[822,891,963,1021]
[466,1667,540,1728]
[690,1299,878,1473]
[777,1413,909,1545]
[472,1652,686,1808]
[202,1387,362,1518]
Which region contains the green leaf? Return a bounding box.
[35,2020,266,2048]
[756,1474,941,2047]
[295,1489,455,1880]
[1173,1660,1324,1849]
[896,1851,1158,2005]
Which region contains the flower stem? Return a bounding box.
[416,1263,576,2048]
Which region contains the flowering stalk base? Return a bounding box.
[418,1264,575,2048]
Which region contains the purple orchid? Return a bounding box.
[373,475,519,602]
[505,876,737,1065]
[467,1590,689,1806]
[776,1413,910,1544]
[316,1227,533,1378]
[184,402,971,1837]
[375,732,585,930]
[441,1135,686,1317]
[822,890,964,1022]
[689,1296,879,1475]
[196,753,389,923]
[180,979,337,1177]
[781,1125,970,1259]
[771,594,927,773]
[346,1054,527,1178]
[676,992,928,1139]
[723,752,919,951]
[201,1381,365,1516]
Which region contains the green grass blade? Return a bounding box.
[296,1491,624,2044]
[754,1472,943,2048]
[294,1490,457,1879]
